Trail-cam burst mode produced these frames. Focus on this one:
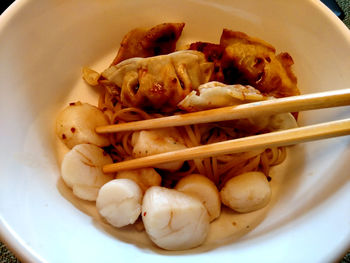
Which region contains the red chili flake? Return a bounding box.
[69,102,76,106]
[62,134,66,139]
[143,212,147,216]
[70,127,76,133]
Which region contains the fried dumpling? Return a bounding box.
[178,81,265,112]
[102,50,213,112]
[188,30,299,98]
[220,29,299,98]
[111,23,185,65]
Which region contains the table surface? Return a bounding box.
[1,0,350,262]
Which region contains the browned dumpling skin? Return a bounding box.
[189,30,299,98]
[189,42,225,82]
[111,23,185,65]
[102,50,213,112]
[219,29,299,98]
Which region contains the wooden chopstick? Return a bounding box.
[96,89,350,134]
[102,118,350,173]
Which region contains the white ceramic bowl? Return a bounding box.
[1,0,350,262]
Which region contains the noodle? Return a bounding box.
[260,151,270,177]
[121,131,133,156]
[97,91,287,188]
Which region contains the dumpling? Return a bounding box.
[102,50,213,112]
[178,81,265,111]
[178,81,297,132]
[189,30,299,98]
[111,22,185,65]
[220,29,299,98]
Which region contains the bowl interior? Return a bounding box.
[1,0,350,262]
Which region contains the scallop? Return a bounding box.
[131,128,187,171]
[116,168,161,193]
[220,171,271,213]
[175,174,221,221]
[61,144,114,201]
[56,102,110,149]
[96,179,142,228]
[142,186,210,250]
